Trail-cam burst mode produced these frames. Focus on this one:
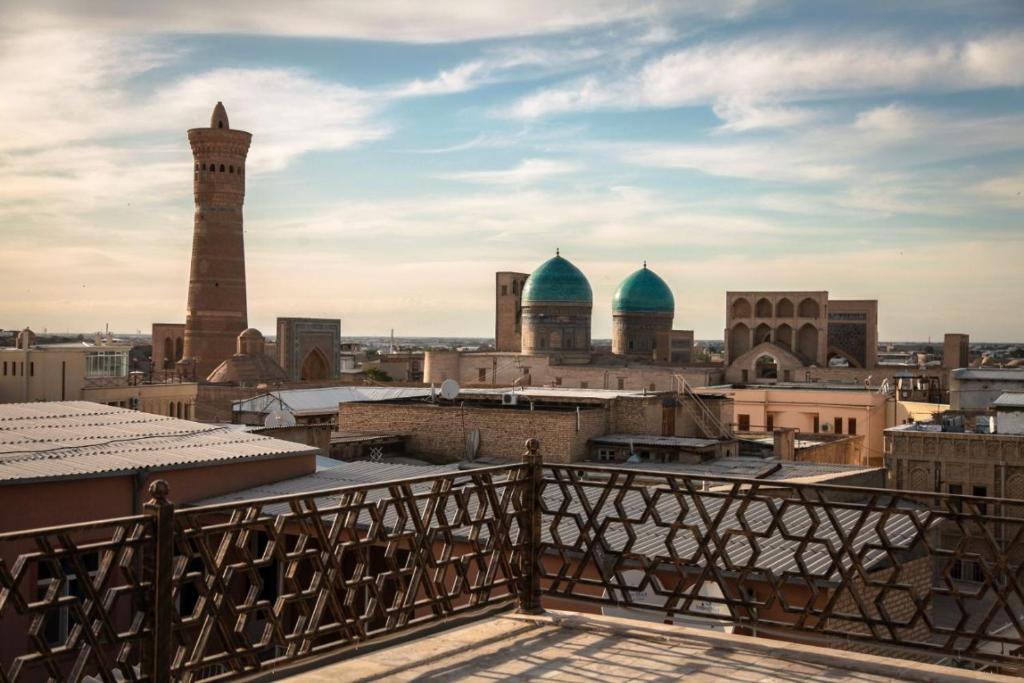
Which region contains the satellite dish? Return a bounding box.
[264,409,296,428]
[440,379,460,400]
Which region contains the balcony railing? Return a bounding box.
[2,439,1023,681]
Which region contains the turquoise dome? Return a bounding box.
[613,264,675,314]
[522,253,592,305]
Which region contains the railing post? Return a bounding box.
[143,480,174,683]
[519,438,544,614]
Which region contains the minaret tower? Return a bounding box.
[179,102,252,380]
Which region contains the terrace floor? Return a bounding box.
[271,611,1015,683]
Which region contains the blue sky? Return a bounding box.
[1,1,1022,341]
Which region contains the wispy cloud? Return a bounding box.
[507,31,1024,122]
[439,158,583,185]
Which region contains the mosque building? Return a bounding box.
[520,250,593,361]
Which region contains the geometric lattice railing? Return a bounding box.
[166,464,527,681]
[539,463,1024,673]
[4,443,1024,680]
[0,515,154,682]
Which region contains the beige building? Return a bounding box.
[0,329,200,418]
[702,384,894,467]
[724,292,878,381]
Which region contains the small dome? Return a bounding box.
[237,328,265,356]
[522,252,592,305]
[613,264,675,314]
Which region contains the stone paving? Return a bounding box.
[274,611,1015,683]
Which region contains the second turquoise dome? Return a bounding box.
[613,265,675,314]
[522,254,593,305]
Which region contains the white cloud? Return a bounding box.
[3,1,761,43]
[971,173,1024,206]
[507,31,1024,121]
[439,158,583,185]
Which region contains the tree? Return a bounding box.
[363,367,392,382]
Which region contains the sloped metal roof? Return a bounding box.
[0,401,318,484]
[233,386,433,416]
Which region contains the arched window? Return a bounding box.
[776,297,794,317]
[174,337,183,361]
[218,121,223,129]
[755,354,779,380]
[754,323,771,345]
[229,165,234,173]
[797,324,819,364]
[219,164,225,172]
[798,297,820,318]
[729,322,750,361]
[755,298,772,317]
[731,298,751,319]
[168,402,174,416]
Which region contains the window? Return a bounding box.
[617,378,625,390]
[738,414,751,431]
[649,383,656,392]
[812,414,820,433]
[29,362,34,377]
[86,350,128,378]
[766,414,774,432]
[848,417,857,435]
[580,381,588,389]
[219,164,225,172]
[20,362,24,376]
[512,280,518,294]
[597,448,614,462]
[974,486,988,515]
[835,417,843,435]
[501,285,508,295]
[478,368,487,382]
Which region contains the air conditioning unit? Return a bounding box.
[502,392,519,406]
[820,423,832,433]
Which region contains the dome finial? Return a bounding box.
[556,247,560,257]
[643,260,647,269]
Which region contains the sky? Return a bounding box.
[1,1,1022,342]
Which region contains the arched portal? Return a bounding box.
[163,338,174,369]
[755,354,779,380]
[300,347,331,381]
[174,337,184,361]
[798,297,820,318]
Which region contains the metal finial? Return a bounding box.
[643,260,647,269]
[556,248,560,257]
[148,479,170,504]
[525,438,540,456]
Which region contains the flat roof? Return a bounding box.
[458,387,659,401]
[952,368,1024,380]
[0,401,318,484]
[590,434,722,449]
[233,386,433,416]
[702,383,884,393]
[579,457,879,483]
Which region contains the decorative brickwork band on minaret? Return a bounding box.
[179,102,252,380]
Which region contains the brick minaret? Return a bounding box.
[179,102,252,380]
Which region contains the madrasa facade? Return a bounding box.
[426,251,720,392]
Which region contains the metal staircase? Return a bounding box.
[674,374,734,439]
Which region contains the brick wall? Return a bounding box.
[338,402,608,463]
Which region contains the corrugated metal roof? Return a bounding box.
[580,458,877,481]
[952,368,1024,381]
[233,386,433,416]
[458,387,653,400]
[191,459,920,580]
[0,401,318,484]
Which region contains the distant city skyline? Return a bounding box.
[1,1,1022,341]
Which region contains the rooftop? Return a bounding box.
[0,401,317,484]
[233,386,433,416]
[279,611,1012,683]
[994,392,1024,409]
[458,386,660,401]
[953,368,1024,380]
[590,433,722,449]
